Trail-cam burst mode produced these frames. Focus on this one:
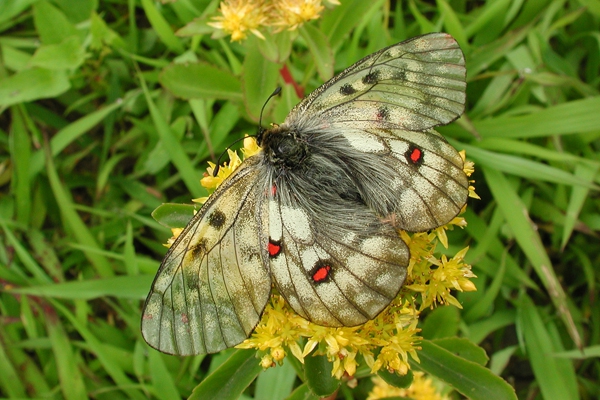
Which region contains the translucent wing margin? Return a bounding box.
[141,157,271,355]
[285,32,466,132]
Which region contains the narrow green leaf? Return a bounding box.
[459,142,598,190]
[411,340,516,400]
[553,345,600,359]
[8,275,154,300]
[46,311,87,400]
[9,106,32,224]
[437,0,468,49]
[463,259,506,322]
[561,163,599,249]
[242,36,281,121]
[472,97,600,138]
[482,167,581,349]
[304,353,340,397]
[50,300,147,400]
[29,100,123,177]
[0,219,52,284]
[139,69,204,198]
[189,350,263,400]
[0,327,27,397]
[43,143,114,277]
[149,351,181,400]
[140,0,185,53]
[299,24,333,81]
[320,0,384,50]
[517,295,579,400]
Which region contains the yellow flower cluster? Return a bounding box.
[368,373,450,400]
[208,0,340,41]
[192,138,478,380]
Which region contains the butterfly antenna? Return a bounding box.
[257,87,282,144]
[213,87,282,177]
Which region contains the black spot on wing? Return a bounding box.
[362,70,381,85]
[340,83,357,95]
[208,210,226,228]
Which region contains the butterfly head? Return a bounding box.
[261,126,308,169]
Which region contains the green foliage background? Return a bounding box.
[1,0,599,399]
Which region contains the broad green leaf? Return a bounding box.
[287,383,320,400]
[28,36,86,70]
[160,62,242,100]
[432,337,489,366]
[33,1,78,44]
[421,306,460,339]
[0,0,38,26]
[377,369,413,389]
[411,340,516,400]
[0,68,70,108]
[189,350,263,400]
[304,353,340,397]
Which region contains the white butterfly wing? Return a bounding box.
[141,157,271,355]
[266,190,408,326]
[281,33,468,232]
[286,32,466,132]
[339,127,468,232]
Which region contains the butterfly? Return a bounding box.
[142,32,468,356]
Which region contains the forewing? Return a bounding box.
[267,195,408,327]
[142,156,271,355]
[285,32,466,132]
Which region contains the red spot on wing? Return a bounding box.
[409,147,422,163]
[268,240,281,257]
[271,184,277,196]
[312,265,331,283]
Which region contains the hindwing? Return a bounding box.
[266,188,409,327]
[141,157,271,355]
